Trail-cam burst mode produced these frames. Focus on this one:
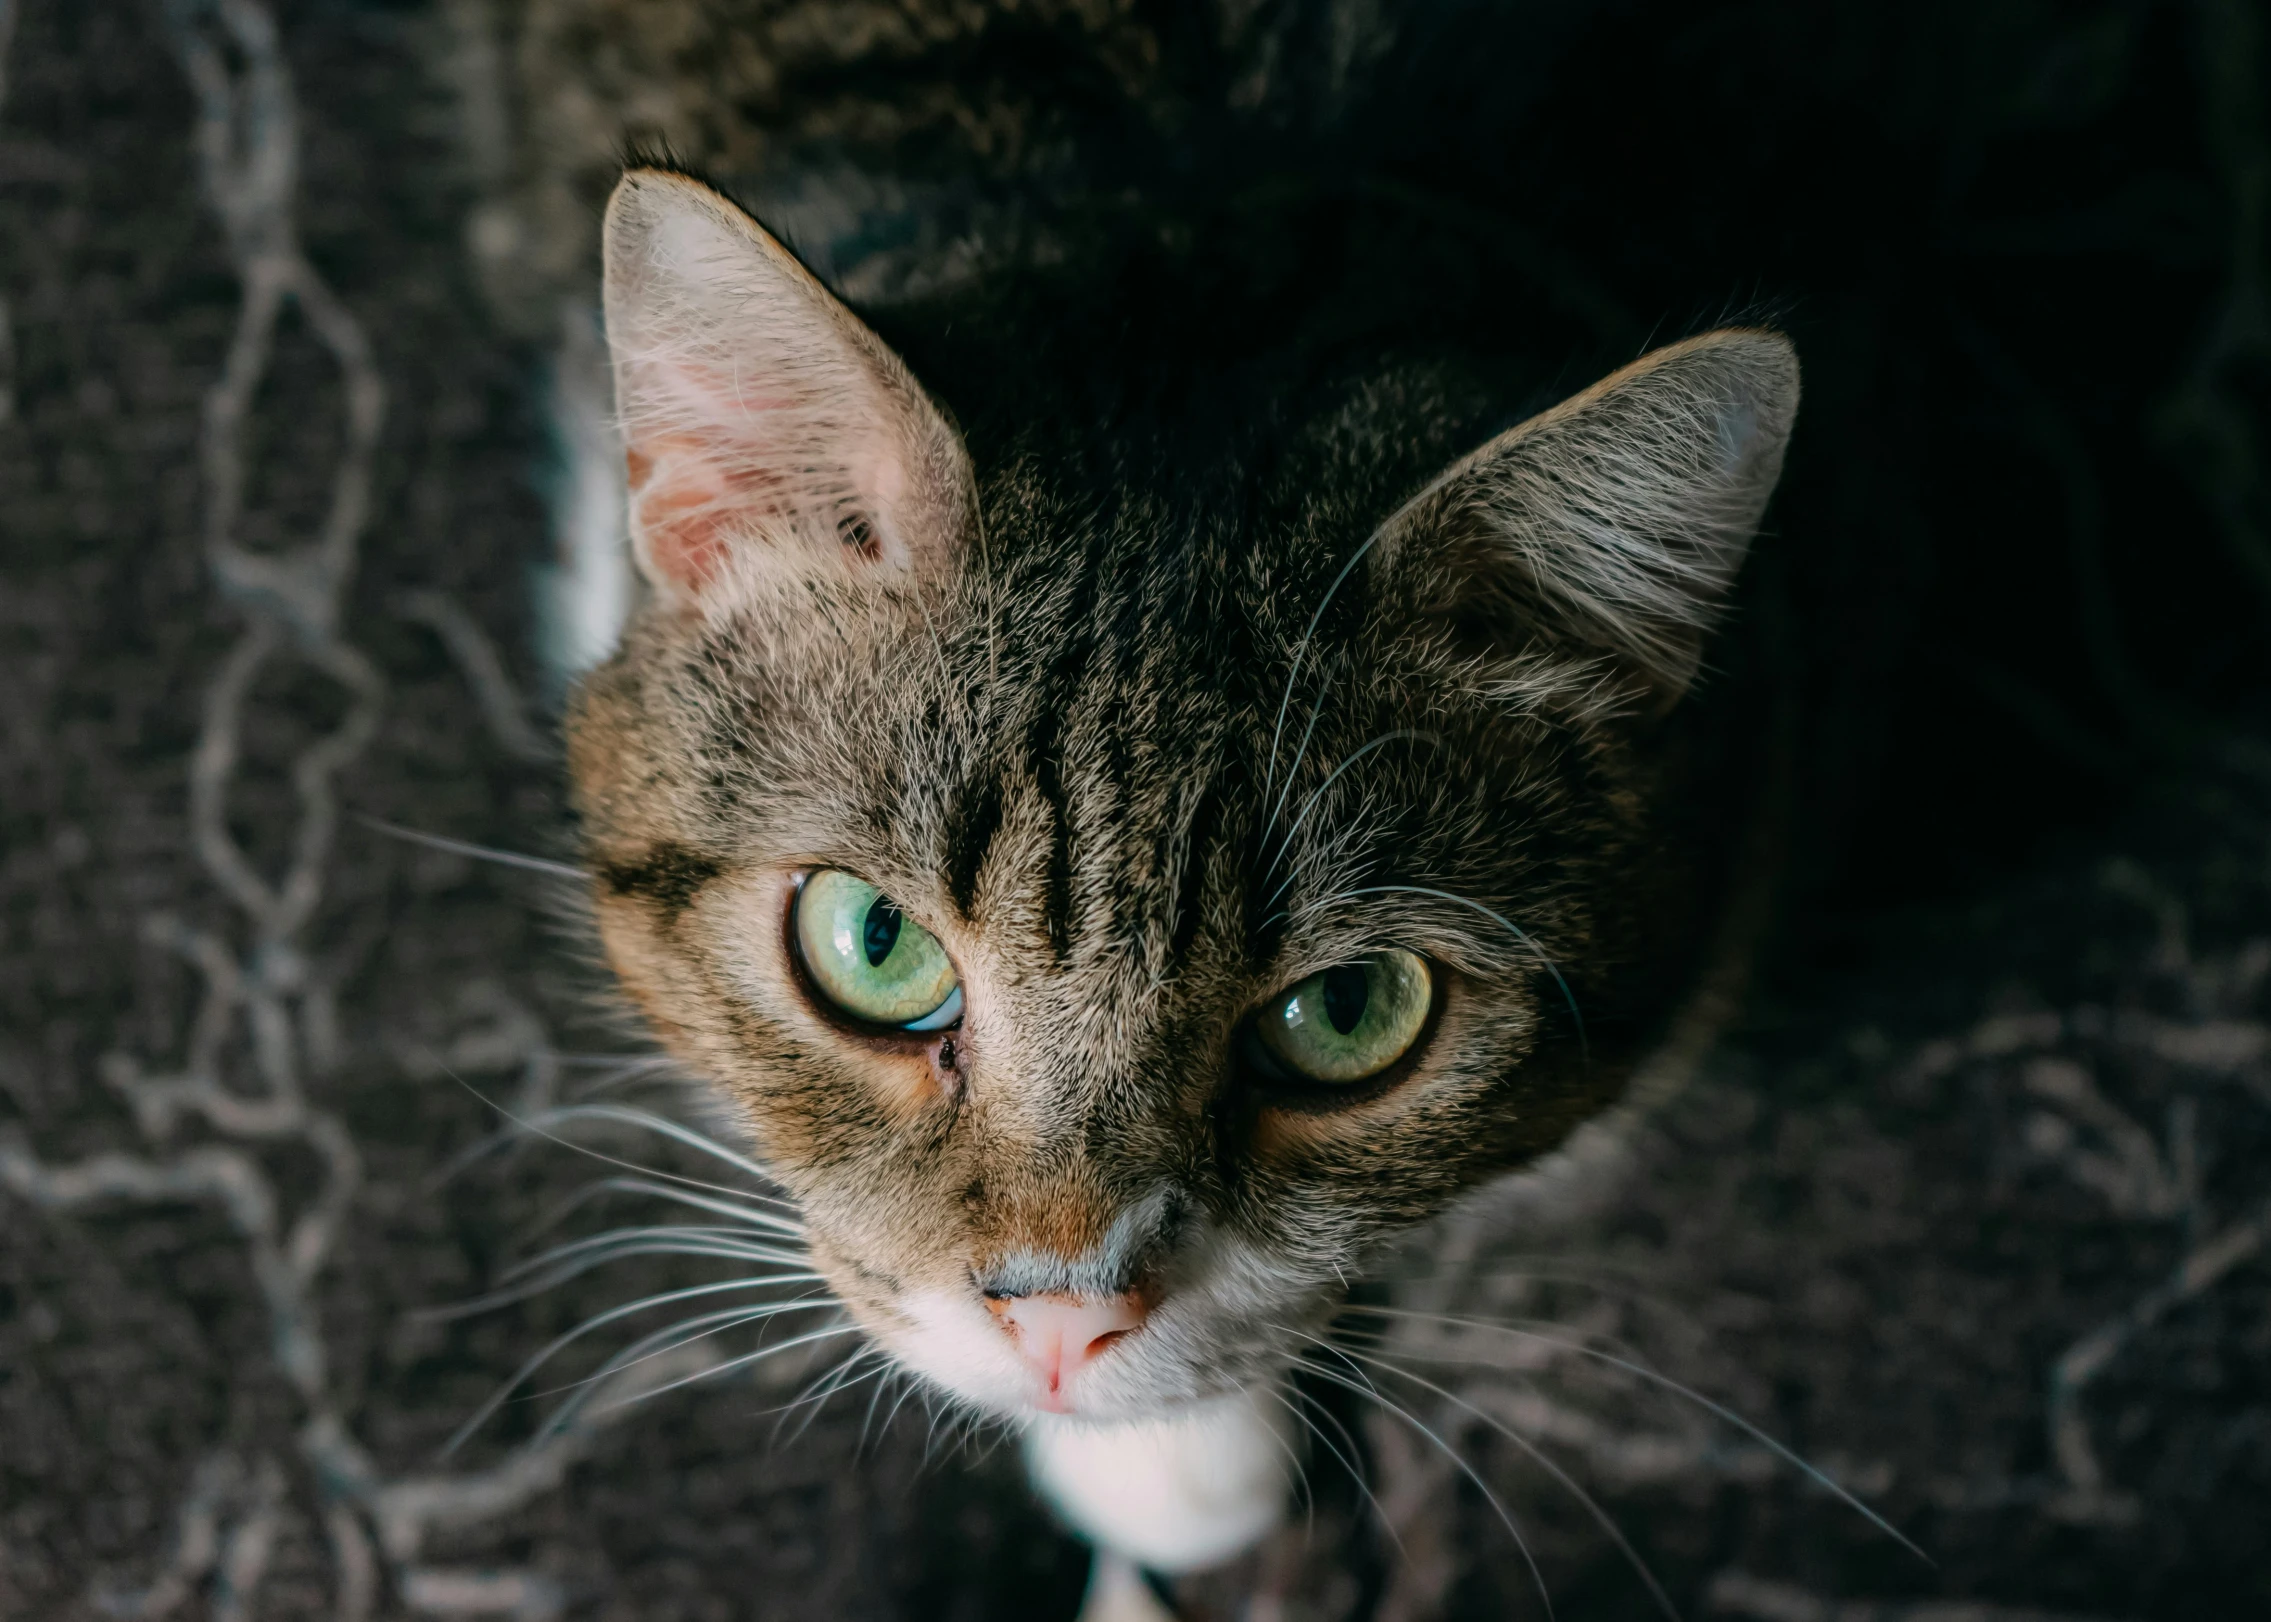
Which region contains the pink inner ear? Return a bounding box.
[624,435,780,594]
[620,344,905,594]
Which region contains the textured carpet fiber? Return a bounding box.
[2,3,2266,1619]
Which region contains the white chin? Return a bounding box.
[1023,1382,1294,1573]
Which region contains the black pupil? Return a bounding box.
[862,896,903,967]
[1320,964,1371,1036]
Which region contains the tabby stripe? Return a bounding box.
[1029,719,1076,962]
[1166,766,1226,965]
[600,843,722,916]
[943,768,1005,917]
[1023,606,1103,963]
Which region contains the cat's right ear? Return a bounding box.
[601,168,973,606]
[1377,329,1799,703]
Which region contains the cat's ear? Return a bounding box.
[1380,330,1799,699]
[601,168,973,604]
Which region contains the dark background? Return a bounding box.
[2,1,2267,1618]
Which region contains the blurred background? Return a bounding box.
[2,0,2268,1617]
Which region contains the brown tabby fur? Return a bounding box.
[564,168,1797,1419]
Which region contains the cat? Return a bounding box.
[559,162,1796,1585]
[441,0,1798,1599]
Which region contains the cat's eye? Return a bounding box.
[792,869,963,1031]
[1252,951,1434,1087]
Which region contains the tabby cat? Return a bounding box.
[454,0,1800,1595]
[563,165,1795,1577]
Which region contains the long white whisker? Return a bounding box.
[438,1075,809,1224]
[525,1104,786,1191]
[1333,1308,1661,1390]
[1262,530,1386,818]
[1334,1342,1678,1622]
[1269,813,1374,920]
[568,1055,687,1097]
[1359,1306,1929,1563]
[440,1279,828,1457]
[1384,1255,1690,1295]
[478,1253,817,1315]
[1236,1384,1317,1538]
[1292,1335,1555,1620]
[774,1345,889,1447]
[919,1384,955,1468]
[456,1253,822,1317]
[1378,1275,1711,1347]
[525,1297,837,1403]
[501,1226,809,1283]
[525,1175,805,1238]
[355,813,583,879]
[1264,730,1441,907]
[1258,1385,1319,1540]
[573,1320,866,1435]
[460,1237,811,1305]
[876,1370,925,1450]
[421,1251,820,1323]
[961,1409,1012,1469]
[1262,1383,1356,1550]
[1278,1379,1407,1563]
[858,1364,903,1455]
[1264,655,1340,844]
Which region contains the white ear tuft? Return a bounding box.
[1384,329,1801,696]
[600,169,972,604]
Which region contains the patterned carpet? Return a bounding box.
[2,3,2266,1618]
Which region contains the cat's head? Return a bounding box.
[568,169,1798,1423]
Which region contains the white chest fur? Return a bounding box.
[1024,1382,1294,1574]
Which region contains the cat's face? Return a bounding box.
[569,170,1798,1423]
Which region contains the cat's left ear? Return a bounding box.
[601,168,973,605]
[1378,329,1800,701]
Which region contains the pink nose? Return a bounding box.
[989,1292,1146,1406]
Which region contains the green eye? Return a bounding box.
[792,869,963,1031]
[1253,951,1434,1086]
